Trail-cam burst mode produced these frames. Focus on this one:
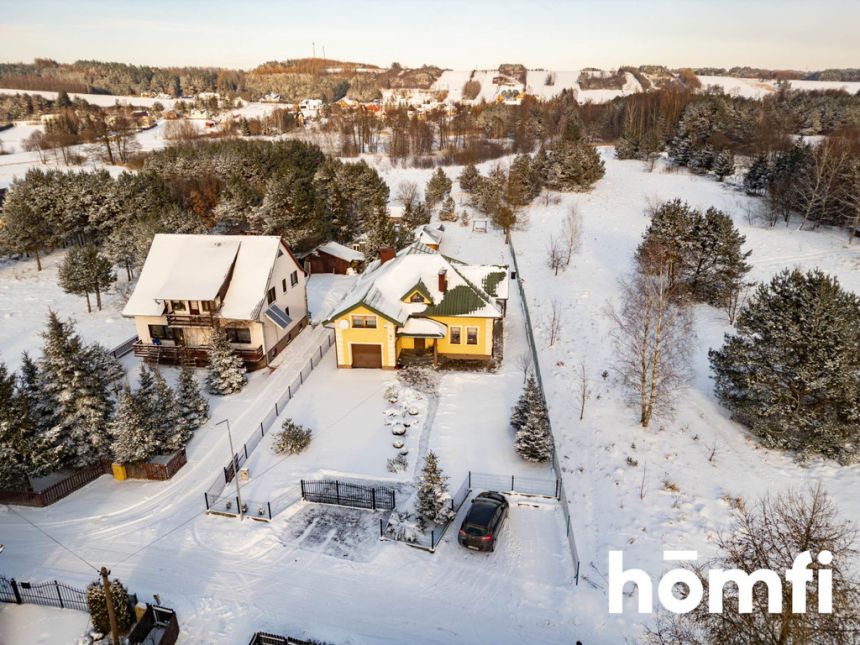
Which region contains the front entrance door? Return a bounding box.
[414,338,426,354]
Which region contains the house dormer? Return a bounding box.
[401,279,434,305]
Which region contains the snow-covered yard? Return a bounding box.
[0,248,136,371]
[0,603,91,644]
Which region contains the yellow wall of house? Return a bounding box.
[398,337,437,350]
[333,305,397,367]
[430,316,494,357]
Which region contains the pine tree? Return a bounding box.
[544,141,605,192]
[37,312,118,470]
[669,135,692,167]
[743,154,771,195]
[709,269,860,463]
[713,149,736,181]
[365,206,399,254]
[0,364,30,489]
[0,176,54,271]
[688,144,715,175]
[515,393,554,463]
[86,578,134,635]
[206,327,247,395]
[153,369,181,452]
[415,451,455,525]
[458,163,481,193]
[511,375,539,431]
[425,168,453,208]
[176,363,209,440]
[507,153,542,206]
[58,247,93,312]
[110,386,155,464]
[438,194,457,222]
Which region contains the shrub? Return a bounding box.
[86,578,134,635]
[272,419,312,455]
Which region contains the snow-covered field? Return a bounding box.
[0,249,136,371]
[698,75,860,98]
[0,603,91,644]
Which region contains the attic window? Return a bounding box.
[410,292,425,303]
[267,287,276,305]
[277,248,284,257]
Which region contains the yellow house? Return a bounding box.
[326,243,508,368]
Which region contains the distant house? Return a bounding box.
[299,98,323,120]
[123,234,308,370]
[325,242,508,369]
[298,241,366,275]
[415,224,444,250]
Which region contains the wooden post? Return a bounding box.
[100,567,120,645]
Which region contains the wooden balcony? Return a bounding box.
[133,342,265,367]
[166,312,215,327]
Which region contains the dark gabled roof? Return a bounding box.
[401,278,433,303]
[418,284,489,317]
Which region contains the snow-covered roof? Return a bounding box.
[326,242,502,325]
[458,265,510,300]
[312,241,365,263]
[397,318,447,338]
[123,234,287,320]
[416,224,444,245]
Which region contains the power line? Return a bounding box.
[7,506,100,573]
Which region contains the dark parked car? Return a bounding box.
[457,491,509,552]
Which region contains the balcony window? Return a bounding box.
[149,325,174,341]
[282,278,287,293]
[225,327,252,344]
[201,301,213,312]
[290,270,299,287]
[267,287,276,305]
[170,300,186,312]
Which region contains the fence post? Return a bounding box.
[555,479,560,499]
[336,481,341,505]
[275,402,279,416]
[55,580,63,609]
[371,488,376,510]
[300,480,305,500]
[288,385,291,398]
[204,492,209,510]
[511,475,515,492]
[300,370,304,385]
[244,445,248,460]
[468,471,471,489]
[10,579,21,604]
[267,501,272,519]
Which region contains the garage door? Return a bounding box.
[351,344,382,368]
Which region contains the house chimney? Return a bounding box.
[379,247,395,264]
[438,268,447,293]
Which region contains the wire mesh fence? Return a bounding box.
[509,242,581,584]
[204,330,335,516]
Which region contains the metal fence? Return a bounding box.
[301,479,396,511]
[248,631,320,645]
[0,576,88,612]
[468,471,559,498]
[110,335,139,360]
[0,463,106,507]
[509,242,581,584]
[127,605,180,645]
[204,330,335,516]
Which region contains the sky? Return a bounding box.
[0,0,858,72]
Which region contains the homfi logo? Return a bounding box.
[608,550,833,614]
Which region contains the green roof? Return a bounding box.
[482,271,506,297]
[418,283,490,317]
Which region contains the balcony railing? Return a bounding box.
[133,342,264,364]
[166,312,215,327]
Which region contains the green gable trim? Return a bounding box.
[401,278,433,304]
[325,295,401,325]
[482,271,506,298]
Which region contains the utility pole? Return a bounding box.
[100,567,120,645]
[312,41,315,58]
[217,419,244,521]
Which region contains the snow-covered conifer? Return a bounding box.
[176,363,209,438]
[425,168,453,208]
[416,451,455,525]
[515,393,554,463]
[511,375,539,432]
[206,327,247,395]
[713,149,736,181]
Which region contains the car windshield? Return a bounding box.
[463,524,487,536]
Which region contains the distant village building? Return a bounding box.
[123,234,308,370]
[299,98,324,120]
[298,241,366,275]
[415,224,444,250]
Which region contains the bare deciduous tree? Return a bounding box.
[724,281,751,325]
[548,299,562,347]
[547,235,565,275]
[562,205,582,268]
[516,352,534,384]
[645,484,860,645]
[396,180,420,209]
[575,361,592,420]
[608,254,693,428]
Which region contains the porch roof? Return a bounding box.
[396,318,447,338]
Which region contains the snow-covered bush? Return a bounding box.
[272,418,312,455]
[387,453,409,473]
[86,578,134,635]
[386,510,423,543]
